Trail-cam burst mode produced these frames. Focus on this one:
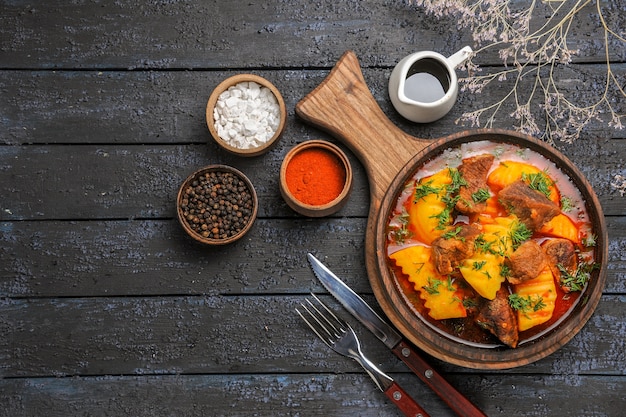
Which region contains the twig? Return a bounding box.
[409,0,625,144]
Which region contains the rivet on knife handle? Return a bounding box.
[392,341,487,417]
[385,381,431,417]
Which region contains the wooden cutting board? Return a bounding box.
[296,51,431,213]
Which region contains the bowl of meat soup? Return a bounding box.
[376,135,607,369]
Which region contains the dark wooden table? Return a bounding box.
[1,1,624,416]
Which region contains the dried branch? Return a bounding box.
[410,0,626,145]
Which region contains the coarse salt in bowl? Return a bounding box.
[206,74,286,157]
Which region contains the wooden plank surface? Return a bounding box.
[1,0,624,69]
[2,294,624,377]
[1,217,625,298]
[1,0,625,415]
[1,139,625,220]
[1,373,624,417]
[1,66,624,146]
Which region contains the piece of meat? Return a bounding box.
[498,180,560,230]
[431,223,482,275]
[455,154,495,214]
[476,286,519,348]
[505,240,548,285]
[543,238,577,290]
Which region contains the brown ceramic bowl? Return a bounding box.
[280,140,353,217]
[177,165,258,245]
[373,133,607,369]
[206,74,286,157]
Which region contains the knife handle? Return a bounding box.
[384,381,431,417]
[392,341,487,417]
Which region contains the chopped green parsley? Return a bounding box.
[510,221,532,250]
[471,188,491,203]
[522,171,553,199]
[508,293,546,316]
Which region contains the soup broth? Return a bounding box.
[385,141,598,348]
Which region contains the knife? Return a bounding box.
[307,253,487,417]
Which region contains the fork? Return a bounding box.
[297,295,431,417]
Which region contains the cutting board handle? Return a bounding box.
[295,50,430,206]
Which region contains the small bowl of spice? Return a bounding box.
[207,74,286,157]
[177,165,258,245]
[280,140,353,217]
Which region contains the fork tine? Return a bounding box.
[296,294,347,347]
[296,303,332,347]
[309,294,346,333]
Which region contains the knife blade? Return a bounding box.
[307,253,487,417]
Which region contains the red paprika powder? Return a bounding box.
[285,147,346,206]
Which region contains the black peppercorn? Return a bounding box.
[180,169,255,240]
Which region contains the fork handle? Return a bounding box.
[384,381,431,417]
[392,341,487,417]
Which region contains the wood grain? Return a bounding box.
[1,0,624,69]
[2,217,625,297]
[1,373,623,417]
[2,295,624,378]
[1,0,624,414]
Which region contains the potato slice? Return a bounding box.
[540,213,580,244]
[390,245,467,320]
[408,169,453,244]
[459,253,504,300]
[487,160,560,205]
[459,216,516,300]
[513,267,557,332]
